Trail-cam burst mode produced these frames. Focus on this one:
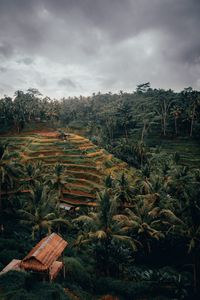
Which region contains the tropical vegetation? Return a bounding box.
[0,84,200,299]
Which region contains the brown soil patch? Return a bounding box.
[63,162,96,167]
[62,198,97,206]
[69,138,90,144]
[27,151,65,157]
[99,296,119,300]
[79,145,96,150]
[62,190,96,198]
[21,130,59,137]
[66,178,103,188]
[86,150,104,157]
[32,138,58,143]
[67,182,94,191]
[38,131,59,137]
[65,168,101,176]
[65,167,98,173]
[66,171,102,180]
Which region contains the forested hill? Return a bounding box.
[1,84,200,168]
[1,85,200,138]
[1,85,200,299]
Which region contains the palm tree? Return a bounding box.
[133,141,147,167]
[134,176,153,195]
[73,190,136,275]
[45,163,67,205]
[18,182,70,240]
[21,161,44,188]
[113,173,135,209]
[0,144,23,229]
[165,166,193,211]
[174,184,200,292]
[114,194,182,255]
[171,105,182,135]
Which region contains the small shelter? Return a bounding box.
[0,259,21,275]
[0,233,68,281]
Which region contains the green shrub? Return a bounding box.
[0,249,22,265]
[32,282,69,300]
[63,257,92,289]
[95,277,153,299]
[0,270,28,292]
[0,271,69,300]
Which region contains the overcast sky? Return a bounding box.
[0,0,200,98]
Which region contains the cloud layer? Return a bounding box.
[0,0,200,98]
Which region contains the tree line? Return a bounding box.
[1,84,200,139]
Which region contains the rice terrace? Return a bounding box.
[0,130,130,209]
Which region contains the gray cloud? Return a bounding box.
[0,67,7,73]
[0,42,14,58]
[0,0,200,98]
[58,78,77,89]
[17,57,34,65]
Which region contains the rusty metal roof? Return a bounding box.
[49,261,63,281]
[0,259,22,275]
[20,233,68,272]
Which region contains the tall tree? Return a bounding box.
[154,89,175,136]
[73,190,136,275]
[0,144,23,230]
[18,183,70,240]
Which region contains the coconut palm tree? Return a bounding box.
[165,166,193,212]
[73,189,136,275]
[18,182,70,240]
[134,176,153,195]
[0,144,23,229]
[133,141,148,167]
[173,184,200,292]
[45,163,67,205]
[114,194,183,255]
[21,161,44,189]
[113,173,135,209]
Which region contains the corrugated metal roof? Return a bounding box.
[0,259,22,275]
[20,233,68,272]
[49,261,63,281]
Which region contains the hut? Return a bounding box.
[0,233,68,281]
[0,259,21,275]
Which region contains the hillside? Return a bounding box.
[0,130,133,208]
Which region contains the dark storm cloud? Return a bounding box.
[0,42,14,58]
[0,0,200,97]
[17,57,34,65]
[58,78,77,89]
[0,67,7,73]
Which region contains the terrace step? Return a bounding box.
[62,189,96,198]
[69,139,90,144]
[78,145,97,150]
[64,171,102,182]
[63,166,97,173]
[62,198,97,207]
[86,150,104,158]
[62,162,96,167]
[66,184,96,194]
[66,178,103,189]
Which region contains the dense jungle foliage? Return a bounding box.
[0,84,200,299]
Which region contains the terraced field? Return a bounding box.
[146,135,200,168]
[0,131,130,209]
